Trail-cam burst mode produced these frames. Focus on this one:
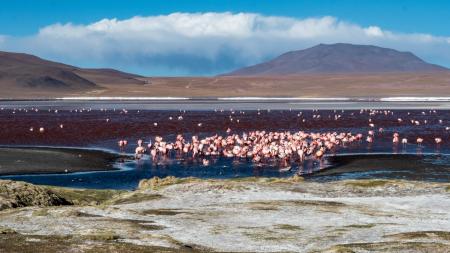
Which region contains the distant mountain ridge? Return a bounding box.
[0,51,144,91]
[225,43,449,76]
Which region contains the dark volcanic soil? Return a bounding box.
[0,147,118,176]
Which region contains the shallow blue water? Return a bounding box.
[2,152,449,190]
[0,155,327,190]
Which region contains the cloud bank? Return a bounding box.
[1,12,450,75]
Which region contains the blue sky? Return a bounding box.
[2,0,450,36]
[1,0,449,75]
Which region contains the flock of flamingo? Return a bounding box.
[115,109,447,166]
[1,107,448,168]
[119,127,444,167]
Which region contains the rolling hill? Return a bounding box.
[1,44,450,98]
[225,43,449,76]
[0,51,145,93]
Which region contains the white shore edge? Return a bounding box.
[379,96,450,102]
[217,97,352,101]
[52,96,450,102]
[56,97,190,100]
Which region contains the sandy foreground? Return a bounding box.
[0,177,449,252]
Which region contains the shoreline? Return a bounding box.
[1,96,450,102]
[3,98,450,110]
[0,147,122,176]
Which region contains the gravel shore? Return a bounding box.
[0,177,449,252]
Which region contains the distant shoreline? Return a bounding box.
[1,96,450,102]
[2,97,450,110]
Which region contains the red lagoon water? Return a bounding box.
[0,108,449,189]
[0,109,449,152]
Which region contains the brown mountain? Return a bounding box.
[1,45,450,99]
[0,51,145,93]
[224,43,449,76]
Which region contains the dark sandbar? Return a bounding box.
[0,147,119,176]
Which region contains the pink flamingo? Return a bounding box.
[118,140,128,152]
[135,146,145,159]
[416,137,424,146]
[315,148,325,159]
[402,138,408,146]
[393,136,399,144]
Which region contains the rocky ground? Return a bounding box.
[0,177,449,252]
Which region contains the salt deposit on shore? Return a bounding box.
[1,178,449,252]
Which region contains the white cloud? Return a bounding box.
[1,12,449,75]
[364,26,384,37]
